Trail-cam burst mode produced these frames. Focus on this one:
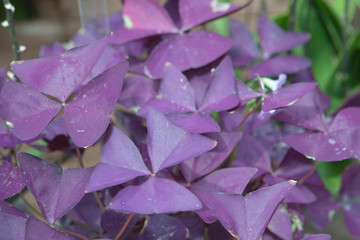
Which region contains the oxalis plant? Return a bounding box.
[1,0,359,239]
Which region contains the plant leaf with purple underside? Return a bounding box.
[0,201,27,240]
[179,132,242,182]
[0,160,25,200]
[167,112,220,133]
[233,133,272,174]
[0,78,61,141]
[194,181,296,240]
[86,125,151,192]
[118,75,158,109]
[141,64,196,115]
[282,107,360,161]
[63,62,128,147]
[179,0,243,31]
[11,37,109,102]
[229,19,262,67]
[140,215,187,240]
[262,82,317,112]
[147,108,217,173]
[122,0,177,33]
[249,55,312,79]
[18,152,92,224]
[198,56,239,112]
[145,31,233,79]
[190,167,257,194]
[257,13,310,57]
[109,176,202,214]
[25,216,74,240]
[267,206,292,240]
[273,89,326,131]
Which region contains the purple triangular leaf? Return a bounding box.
[0,160,25,200]
[179,0,243,31]
[0,78,61,140]
[109,176,202,214]
[147,108,217,173]
[237,80,261,106]
[86,126,151,192]
[267,206,292,240]
[18,152,92,224]
[122,0,177,33]
[329,107,360,159]
[167,112,221,133]
[141,64,196,115]
[249,55,312,79]
[191,167,257,194]
[11,37,109,102]
[257,13,310,57]
[140,215,187,240]
[0,201,28,239]
[63,61,128,147]
[25,216,74,240]
[229,19,262,67]
[145,31,233,79]
[263,82,317,112]
[272,89,326,131]
[194,181,296,240]
[198,56,239,112]
[233,133,272,174]
[343,201,360,239]
[118,75,158,109]
[180,132,242,182]
[282,132,353,161]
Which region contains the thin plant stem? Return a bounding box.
[233,97,262,132]
[298,161,317,185]
[60,229,89,240]
[2,0,20,61]
[75,146,85,168]
[75,145,106,212]
[114,212,135,240]
[92,191,105,213]
[289,0,297,31]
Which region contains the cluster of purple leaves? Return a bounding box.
[1,0,359,239]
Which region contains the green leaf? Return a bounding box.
[317,159,355,196]
[211,0,230,37]
[295,0,342,94]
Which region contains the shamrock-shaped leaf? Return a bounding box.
[194,181,296,240]
[257,13,310,57]
[282,107,360,161]
[18,152,93,224]
[2,60,127,147]
[87,109,216,214]
[0,77,61,141]
[142,57,238,133]
[11,37,109,102]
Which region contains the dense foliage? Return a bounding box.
[1,0,360,239]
